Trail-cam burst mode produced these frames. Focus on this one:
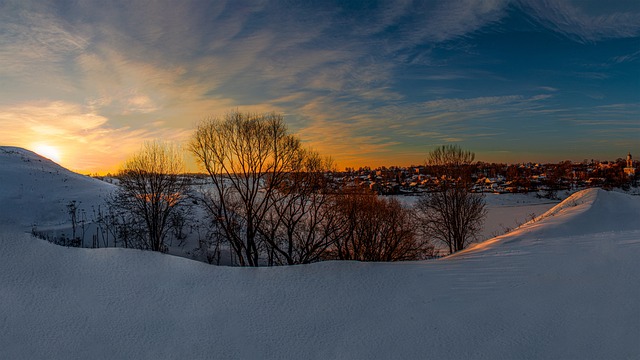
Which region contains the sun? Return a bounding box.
[33,144,62,163]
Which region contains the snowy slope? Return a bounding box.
[0,146,115,230]
[462,188,640,256]
[394,192,562,241]
[1,188,639,359]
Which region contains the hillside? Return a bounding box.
[1,187,639,359]
[0,146,115,230]
[458,188,640,256]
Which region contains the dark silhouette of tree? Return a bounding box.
[110,141,189,252]
[260,151,341,265]
[416,145,487,254]
[190,111,304,266]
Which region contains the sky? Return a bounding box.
[0,0,639,174]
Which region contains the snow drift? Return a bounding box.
[0,146,114,229]
[1,187,639,359]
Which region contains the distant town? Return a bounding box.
[331,152,638,197]
[94,152,639,198]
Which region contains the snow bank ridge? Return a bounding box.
[460,188,640,256]
[532,188,640,236]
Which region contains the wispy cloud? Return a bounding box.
[289,93,561,167]
[422,95,526,111]
[519,0,640,42]
[572,71,610,80]
[537,86,559,92]
[611,50,640,64]
[0,7,88,75]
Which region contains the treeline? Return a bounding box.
[70,111,487,266]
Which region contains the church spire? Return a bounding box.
[624,152,635,177]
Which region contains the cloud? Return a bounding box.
[1,0,514,115]
[0,101,191,173]
[572,71,610,80]
[419,74,470,81]
[562,103,640,126]
[0,7,89,75]
[611,50,640,64]
[538,86,559,92]
[126,94,158,114]
[422,95,525,111]
[421,0,509,42]
[289,93,557,168]
[1,0,637,169]
[519,0,640,42]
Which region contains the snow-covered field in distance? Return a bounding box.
[394,192,563,241]
[1,146,640,359]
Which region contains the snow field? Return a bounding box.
[1,188,639,359]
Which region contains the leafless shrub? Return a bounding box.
[327,190,435,261]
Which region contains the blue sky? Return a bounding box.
[0,0,638,172]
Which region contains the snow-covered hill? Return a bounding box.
[0,146,115,230]
[1,187,639,359]
[460,188,640,256]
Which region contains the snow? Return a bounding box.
[1,187,639,359]
[394,192,562,241]
[0,146,560,257]
[1,147,640,358]
[0,146,114,229]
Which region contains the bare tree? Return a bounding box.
[259,151,341,265]
[110,141,189,252]
[416,145,486,254]
[427,144,476,180]
[190,111,303,266]
[328,190,434,261]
